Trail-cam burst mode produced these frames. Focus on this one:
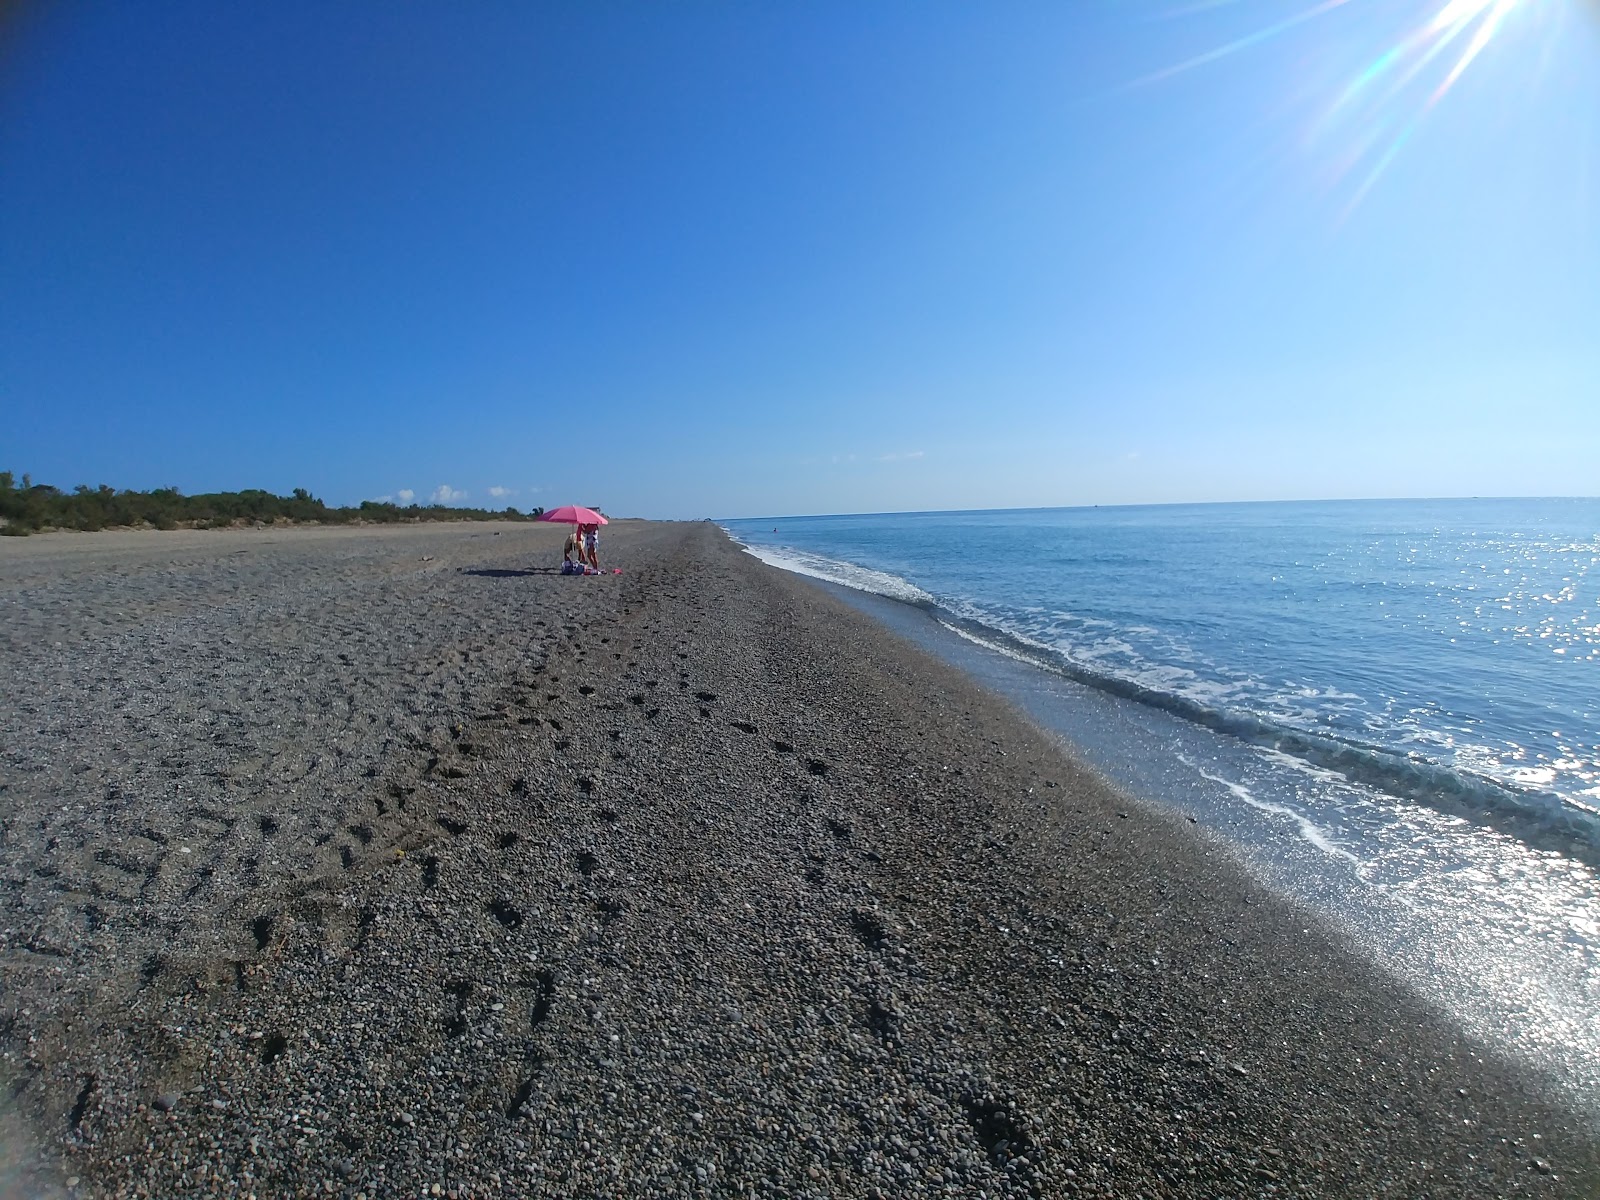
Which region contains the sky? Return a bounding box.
[1,1,1596,519]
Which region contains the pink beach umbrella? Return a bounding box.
[538,504,608,527]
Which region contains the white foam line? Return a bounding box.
[732,540,936,607]
[1256,746,1358,788]
[936,619,1041,665]
[1179,754,1363,867]
[945,621,1362,873]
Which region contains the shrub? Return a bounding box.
[0,471,543,532]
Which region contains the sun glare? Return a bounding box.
[1144,0,1560,212]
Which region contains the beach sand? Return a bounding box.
[0,519,1593,1198]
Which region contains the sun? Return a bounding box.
[1141,0,1562,212]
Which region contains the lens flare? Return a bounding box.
[1142,0,1553,212]
[1332,0,1532,206]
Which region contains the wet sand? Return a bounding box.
[0,519,1594,1197]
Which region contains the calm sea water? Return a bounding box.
[722,498,1600,1102]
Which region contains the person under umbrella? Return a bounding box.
[538,505,610,574]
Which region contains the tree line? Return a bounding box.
[0,472,544,536]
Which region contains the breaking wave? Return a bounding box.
[728,530,1600,866]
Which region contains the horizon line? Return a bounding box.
[711,494,1599,524]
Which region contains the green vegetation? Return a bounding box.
[0,472,543,536]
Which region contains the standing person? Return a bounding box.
[582,523,600,571]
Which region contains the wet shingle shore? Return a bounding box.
[0,519,1593,1198]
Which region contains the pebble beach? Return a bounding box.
[1,519,1595,1198]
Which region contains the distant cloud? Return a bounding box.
[371,494,392,504]
[487,485,514,499]
[396,488,415,504]
[431,484,467,504]
[878,450,925,462]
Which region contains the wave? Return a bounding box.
[938,611,1600,864]
[729,532,1600,867]
[727,538,938,608]
[1177,754,1365,868]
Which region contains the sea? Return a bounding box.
[721,498,1600,1111]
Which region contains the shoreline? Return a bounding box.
[725,526,1600,869]
[788,573,1600,1114]
[1,520,1594,1196]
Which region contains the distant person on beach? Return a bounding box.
[582,523,601,571]
[562,528,586,574]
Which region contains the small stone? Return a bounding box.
[335,1159,356,1178]
[153,1092,180,1113]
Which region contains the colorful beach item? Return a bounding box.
[542,505,620,575]
[539,504,608,527]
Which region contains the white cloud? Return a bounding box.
[396,489,415,504]
[431,484,467,504]
[371,494,392,504]
[487,485,514,499]
[878,450,925,462]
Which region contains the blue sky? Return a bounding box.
[2,1,1595,519]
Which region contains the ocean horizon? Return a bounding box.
[723,493,1599,522]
